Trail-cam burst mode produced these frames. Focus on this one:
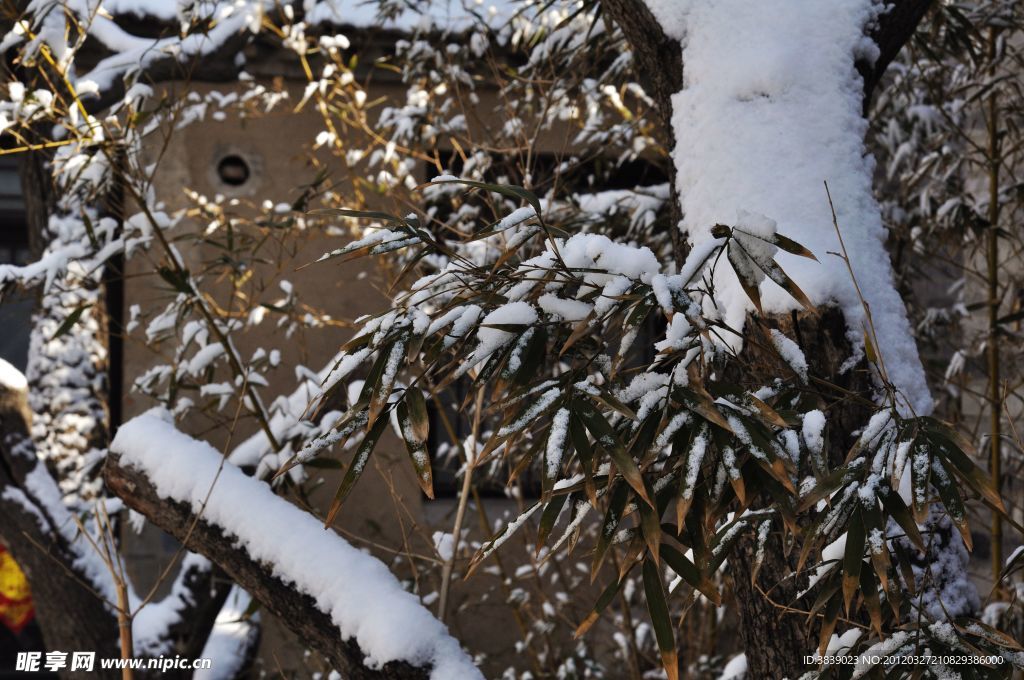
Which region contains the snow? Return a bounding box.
[653,0,932,415]
[196,587,259,680]
[433,531,455,562]
[0,358,27,391]
[801,409,826,469]
[826,628,863,656]
[110,409,482,680]
[473,301,538,362]
[545,408,570,479]
[769,329,807,382]
[133,553,213,655]
[718,653,747,680]
[188,342,225,375]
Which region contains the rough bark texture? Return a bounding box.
[103,455,435,680]
[0,383,121,679]
[858,0,935,109]
[597,2,933,677]
[598,0,685,262]
[727,308,875,679]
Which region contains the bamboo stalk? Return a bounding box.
[985,27,1004,583]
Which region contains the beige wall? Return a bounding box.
[121,76,553,676]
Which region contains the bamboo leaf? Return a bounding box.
[639,487,662,565]
[575,575,624,638]
[643,559,679,680]
[662,544,720,605]
[50,303,91,341]
[397,392,433,498]
[592,482,629,581]
[842,509,865,614]
[424,179,543,222]
[325,415,390,526]
[578,402,651,507]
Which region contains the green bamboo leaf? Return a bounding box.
[50,303,91,341]
[662,544,720,605]
[574,575,624,638]
[643,558,679,680]
[577,402,651,507]
[638,486,662,565]
[842,509,866,615]
[882,490,925,551]
[931,458,971,550]
[325,414,389,526]
[817,595,842,656]
[537,492,570,549]
[307,207,409,225]
[592,482,629,580]
[859,567,883,636]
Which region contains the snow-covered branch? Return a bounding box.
[106,409,482,680]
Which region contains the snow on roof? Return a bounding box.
[110,408,482,680]
[653,0,932,415]
[5,0,522,112]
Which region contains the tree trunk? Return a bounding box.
[0,382,122,678]
[727,309,874,678]
[598,2,933,676]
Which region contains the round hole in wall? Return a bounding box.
[216,154,251,186]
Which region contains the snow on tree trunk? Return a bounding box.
[645,0,932,416]
[27,217,111,511]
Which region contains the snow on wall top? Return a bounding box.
[6,0,518,92]
[110,408,483,680]
[648,0,932,415]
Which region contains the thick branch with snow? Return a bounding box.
[0,363,121,663]
[105,409,482,680]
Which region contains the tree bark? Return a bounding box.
[103,455,435,680]
[727,308,875,679]
[0,382,122,679]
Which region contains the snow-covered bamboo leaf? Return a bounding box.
[425,179,542,224]
[466,502,542,577]
[591,482,628,581]
[577,402,651,507]
[325,414,390,526]
[398,390,433,498]
[675,424,707,528]
[726,246,764,315]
